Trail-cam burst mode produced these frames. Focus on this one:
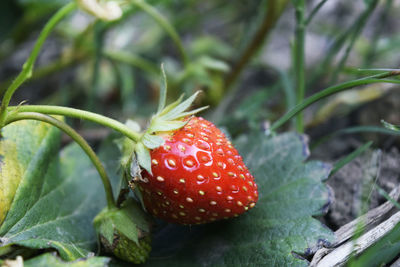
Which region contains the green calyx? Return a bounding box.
[93,199,152,264]
[133,65,208,175]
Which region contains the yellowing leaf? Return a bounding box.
[0,140,22,225]
[0,120,57,226]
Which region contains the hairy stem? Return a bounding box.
[7,105,141,142]
[5,112,116,209]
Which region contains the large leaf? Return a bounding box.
[24,253,110,267]
[144,132,334,266]
[0,120,106,260]
[0,120,61,227]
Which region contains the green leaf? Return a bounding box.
[176,106,209,119]
[157,64,168,114]
[142,133,165,149]
[135,142,152,175]
[93,199,152,264]
[100,199,151,245]
[159,94,184,117]
[0,120,61,228]
[98,217,115,244]
[145,132,333,266]
[159,91,200,121]
[0,121,106,260]
[148,119,187,132]
[24,253,110,267]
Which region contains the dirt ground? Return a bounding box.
[310,91,400,230]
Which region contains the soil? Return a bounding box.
[308,88,400,231]
[321,146,400,230]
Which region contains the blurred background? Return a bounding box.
[0,0,399,148]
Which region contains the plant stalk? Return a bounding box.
[292,0,306,133]
[5,112,116,209]
[7,105,141,142]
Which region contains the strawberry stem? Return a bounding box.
[7,105,141,142]
[4,112,116,209]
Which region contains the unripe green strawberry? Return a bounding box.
[100,228,151,263]
[93,199,152,263]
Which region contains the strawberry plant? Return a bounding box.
[0,0,400,266]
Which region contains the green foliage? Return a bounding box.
[0,121,106,261]
[144,132,333,266]
[0,120,61,227]
[135,142,152,175]
[94,200,151,245]
[94,199,152,263]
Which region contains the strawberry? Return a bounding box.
[128,68,258,224]
[136,116,258,224]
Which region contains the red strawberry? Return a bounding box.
[137,117,258,225]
